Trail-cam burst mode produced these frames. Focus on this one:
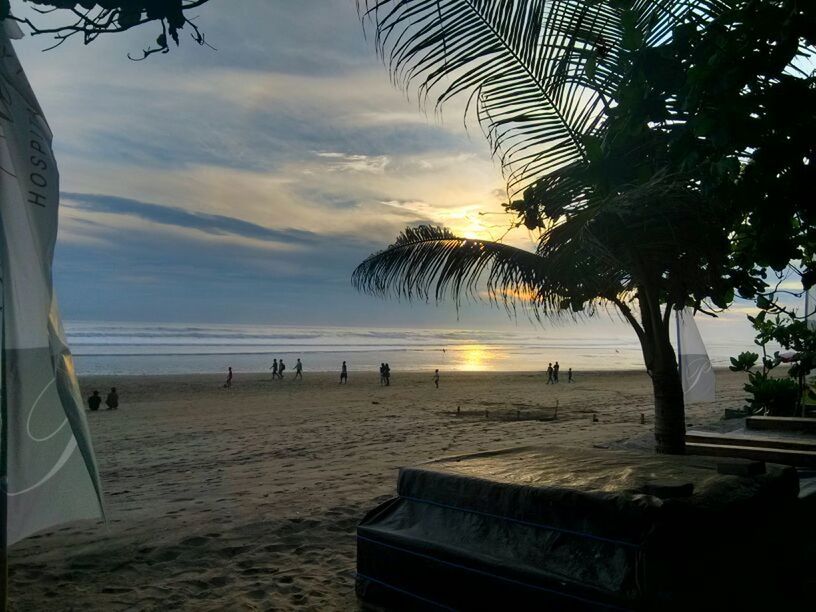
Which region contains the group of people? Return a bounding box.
[221,361,442,388]
[379,363,391,386]
[87,387,119,411]
[267,358,304,381]
[546,361,573,384]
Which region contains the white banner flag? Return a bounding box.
[0,21,104,546]
[676,308,716,404]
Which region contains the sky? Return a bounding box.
[6,0,791,349]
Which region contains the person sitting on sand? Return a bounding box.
[546,363,554,384]
[88,390,101,412]
[105,387,119,410]
[278,359,286,379]
[553,361,560,383]
[223,367,233,389]
[340,361,348,384]
[294,358,303,380]
[270,358,279,380]
[568,367,573,383]
[433,369,440,389]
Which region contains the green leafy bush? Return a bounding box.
[743,372,799,416]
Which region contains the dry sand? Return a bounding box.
[8,368,750,611]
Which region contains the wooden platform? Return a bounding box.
[746,416,816,433]
[686,422,816,467]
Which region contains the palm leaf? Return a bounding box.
[359,0,733,196]
[352,224,627,317]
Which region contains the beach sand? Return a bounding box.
[8,369,749,611]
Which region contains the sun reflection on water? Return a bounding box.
[454,345,501,371]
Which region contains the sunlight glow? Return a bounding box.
[456,345,492,371]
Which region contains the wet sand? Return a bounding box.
[8,369,749,611]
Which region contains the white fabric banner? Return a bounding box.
[0,22,104,546]
[806,285,816,332]
[676,308,716,404]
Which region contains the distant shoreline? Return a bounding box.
[76,365,745,382]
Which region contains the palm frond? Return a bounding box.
[352,224,626,318]
[358,0,733,196]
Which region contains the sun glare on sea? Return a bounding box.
[456,345,493,371]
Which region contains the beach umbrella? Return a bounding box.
[675,308,716,404]
[0,20,104,609]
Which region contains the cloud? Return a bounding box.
[62,192,322,248]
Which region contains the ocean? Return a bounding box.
[65,322,756,376]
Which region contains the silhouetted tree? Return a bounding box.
[2,0,213,58]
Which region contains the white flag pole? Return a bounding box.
[1,258,7,612]
[676,309,682,374]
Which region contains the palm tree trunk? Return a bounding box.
[637,288,686,454]
[649,337,686,454]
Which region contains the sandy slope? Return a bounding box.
[8,369,749,611]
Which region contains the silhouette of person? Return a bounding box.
[553,361,560,383]
[384,363,391,386]
[433,369,440,389]
[270,358,279,379]
[340,361,348,384]
[88,390,101,412]
[223,367,233,389]
[278,359,286,379]
[379,363,385,386]
[105,387,119,410]
[547,363,554,384]
[294,358,303,380]
[568,367,573,383]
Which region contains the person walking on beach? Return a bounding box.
[270,358,279,380]
[88,390,101,412]
[568,367,573,383]
[223,367,233,389]
[105,387,119,410]
[553,361,560,383]
[340,361,348,384]
[278,359,286,379]
[384,363,391,386]
[547,363,554,384]
[433,369,440,389]
[379,363,385,386]
[294,358,303,380]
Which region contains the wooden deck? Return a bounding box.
[686,418,816,467]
